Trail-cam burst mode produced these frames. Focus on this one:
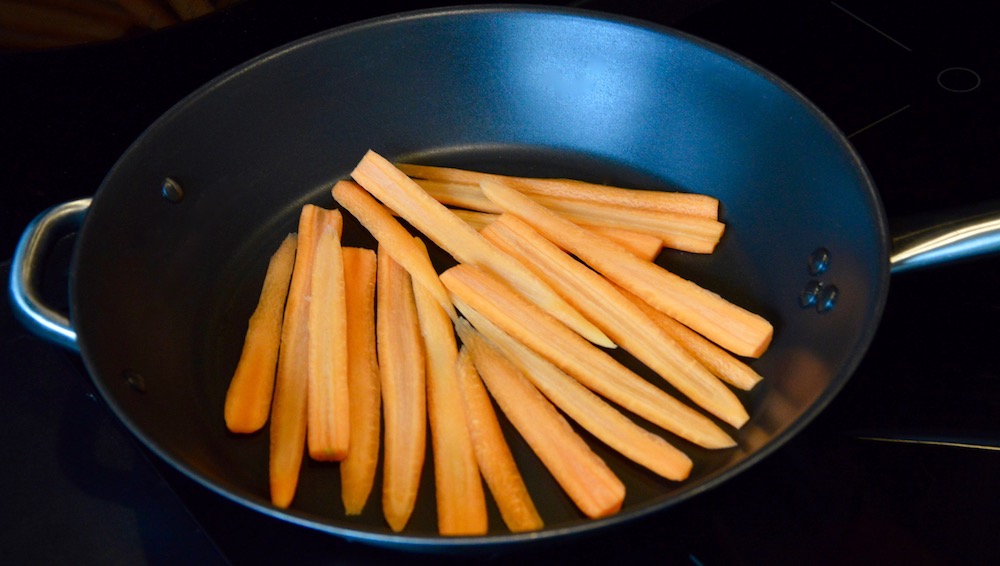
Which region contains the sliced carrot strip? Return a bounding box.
[376,246,427,532]
[397,162,719,218]
[480,178,773,358]
[350,150,612,348]
[224,233,297,434]
[455,346,543,533]
[481,214,747,428]
[413,248,488,536]
[442,264,735,449]
[306,207,349,461]
[340,247,381,515]
[461,302,692,481]
[332,179,456,321]
[456,319,625,519]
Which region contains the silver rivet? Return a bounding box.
[161,177,184,203]
[124,370,146,393]
[817,284,839,313]
[808,247,831,276]
[800,279,822,308]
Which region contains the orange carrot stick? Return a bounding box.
[413,247,488,536]
[456,319,625,519]
[442,264,735,449]
[306,207,349,461]
[224,233,297,434]
[270,207,324,508]
[481,214,748,428]
[340,247,381,515]
[376,246,426,532]
[480,178,773,358]
[332,179,456,321]
[350,150,612,348]
[397,162,719,219]
[455,346,543,533]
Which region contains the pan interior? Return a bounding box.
[68,6,888,545]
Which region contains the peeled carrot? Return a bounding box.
[460,301,692,481]
[413,246,488,536]
[480,178,773,358]
[270,206,325,508]
[350,150,612,348]
[114,0,177,29]
[376,246,427,532]
[456,319,625,519]
[332,179,456,321]
[306,207,349,461]
[340,247,381,515]
[224,233,297,434]
[481,214,748,428]
[397,162,719,218]
[442,264,735,449]
[455,346,543,533]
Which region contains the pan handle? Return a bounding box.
[890,201,1000,274]
[8,198,91,352]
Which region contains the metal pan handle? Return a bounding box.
[890,201,1000,274]
[8,198,91,352]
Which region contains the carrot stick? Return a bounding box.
[350,150,613,348]
[0,1,129,41]
[224,233,297,434]
[455,346,543,533]
[415,178,724,254]
[451,208,662,261]
[340,247,381,515]
[480,178,774,358]
[460,301,693,481]
[376,246,427,532]
[617,285,763,391]
[305,207,349,461]
[114,0,177,29]
[398,162,719,219]
[413,247,488,536]
[332,179,456,321]
[456,319,625,519]
[270,207,324,508]
[442,264,735,449]
[165,0,213,20]
[481,214,748,428]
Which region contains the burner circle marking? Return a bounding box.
[936,67,981,93]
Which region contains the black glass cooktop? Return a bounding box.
[3,1,998,564]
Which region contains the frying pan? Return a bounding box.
[9,5,1000,550]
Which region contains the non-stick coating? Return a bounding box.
[69,6,889,548]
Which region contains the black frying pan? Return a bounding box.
[10,5,1000,550]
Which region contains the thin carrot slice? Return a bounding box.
[415,179,723,254]
[224,233,297,434]
[461,301,692,481]
[480,178,773,358]
[413,246,488,536]
[270,206,325,508]
[456,319,625,519]
[481,214,747,428]
[376,246,427,532]
[397,162,719,218]
[442,264,735,449]
[617,285,763,391]
[332,179,456,321]
[451,208,663,261]
[350,150,612,348]
[306,207,349,461]
[340,247,381,515]
[455,346,543,533]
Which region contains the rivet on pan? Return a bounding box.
[816,284,839,313]
[808,247,831,276]
[161,177,184,203]
[799,279,822,308]
[123,370,146,393]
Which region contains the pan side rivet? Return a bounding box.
[816,284,839,313]
[123,370,146,393]
[800,279,822,308]
[161,177,184,203]
[808,247,831,276]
